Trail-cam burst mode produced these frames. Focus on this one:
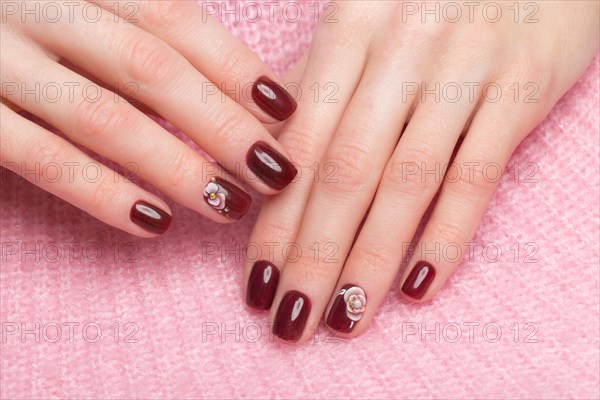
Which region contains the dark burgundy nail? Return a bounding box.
[203,176,252,220]
[272,290,311,342]
[246,141,297,190]
[326,284,366,334]
[130,201,171,234]
[401,261,436,299]
[246,261,280,310]
[252,76,297,121]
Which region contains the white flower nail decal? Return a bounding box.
[204,178,230,216]
[342,286,366,322]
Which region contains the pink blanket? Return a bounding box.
[1,1,599,398]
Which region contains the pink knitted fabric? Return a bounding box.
[1,2,599,399]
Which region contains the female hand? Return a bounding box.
[243,0,599,342]
[1,0,299,236]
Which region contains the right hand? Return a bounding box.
[1,0,298,236]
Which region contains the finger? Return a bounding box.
[2,47,252,223]
[324,85,479,336]
[399,104,522,302]
[0,104,172,237]
[264,44,425,342]
[91,0,297,123]
[57,57,160,118]
[243,14,372,311]
[1,98,22,113]
[22,2,297,193]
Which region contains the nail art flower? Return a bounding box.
[204,179,226,211]
[343,286,366,321]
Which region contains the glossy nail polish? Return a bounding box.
[130,201,171,234]
[246,141,297,190]
[203,177,252,220]
[246,261,280,310]
[252,76,297,121]
[402,261,436,299]
[272,290,311,342]
[326,284,367,333]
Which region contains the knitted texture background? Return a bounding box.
[1,1,599,399]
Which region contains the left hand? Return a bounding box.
[243,0,599,342]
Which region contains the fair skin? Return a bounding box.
[244,1,599,341]
[1,0,297,236]
[2,1,598,341]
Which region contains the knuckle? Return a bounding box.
[321,20,366,49]
[351,244,393,277]
[281,121,325,167]
[88,175,121,211]
[253,219,296,252]
[429,220,464,248]
[163,148,197,190]
[125,34,178,87]
[141,0,189,31]
[289,251,338,283]
[280,115,329,168]
[73,95,125,142]
[385,144,440,197]
[206,109,246,151]
[317,5,372,49]
[510,56,552,95]
[449,159,498,198]
[211,47,247,83]
[321,140,372,194]
[25,138,65,170]
[285,136,318,170]
[392,9,451,49]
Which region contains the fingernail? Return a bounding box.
[326,284,366,333]
[252,76,297,121]
[246,141,297,190]
[130,201,172,234]
[203,176,252,220]
[401,261,436,299]
[272,290,311,342]
[246,261,280,310]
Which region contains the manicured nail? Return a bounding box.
[246,261,280,310]
[326,284,366,334]
[246,141,297,190]
[401,261,436,299]
[130,201,171,234]
[203,176,252,220]
[252,76,297,121]
[272,290,311,342]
